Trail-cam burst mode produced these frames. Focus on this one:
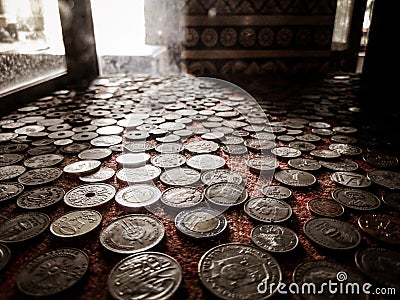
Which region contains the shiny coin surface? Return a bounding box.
[288,158,321,171]
[161,186,203,209]
[198,243,282,300]
[331,188,380,211]
[160,167,200,186]
[204,182,248,207]
[78,148,112,160]
[16,248,89,297]
[331,171,371,188]
[0,165,26,181]
[274,170,316,187]
[221,144,248,155]
[329,143,362,156]
[124,141,156,153]
[362,152,398,168]
[64,183,116,208]
[244,197,292,223]
[200,169,243,186]
[63,160,101,176]
[319,158,358,171]
[307,198,344,217]
[184,140,219,153]
[17,167,62,186]
[115,184,161,209]
[271,146,302,158]
[310,149,341,159]
[303,217,361,250]
[100,214,165,254]
[0,153,24,167]
[251,224,298,253]
[116,153,150,168]
[50,209,102,238]
[0,182,24,202]
[0,243,11,271]
[0,212,50,243]
[79,167,115,183]
[23,153,64,168]
[381,192,400,211]
[246,156,279,174]
[244,138,275,153]
[367,170,400,190]
[91,135,122,147]
[16,186,65,210]
[108,252,182,300]
[150,153,186,169]
[175,207,227,238]
[116,165,161,183]
[358,213,400,245]
[154,142,183,154]
[261,185,292,200]
[330,134,357,144]
[186,154,226,171]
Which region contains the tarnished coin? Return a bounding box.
[288,158,321,171]
[17,167,62,186]
[17,186,65,210]
[0,143,29,154]
[244,197,292,223]
[78,148,112,160]
[0,182,24,202]
[16,248,89,297]
[319,158,358,171]
[198,243,282,300]
[175,207,227,238]
[251,224,298,253]
[150,153,186,169]
[200,169,243,186]
[115,184,161,209]
[0,153,24,167]
[0,243,11,271]
[161,186,203,209]
[274,170,316,187]
[23,154,64,168]
[307,198,344,217]
[186,154,226,171]
[329,143,362,156]
[362,152,398,168]
[108,252,182,300]
[79,167,115,183]
[63,160,101,176]
[358,213,400,245]
[205,182,248,207]
[116,153,150,168]
[0,212,50,243]
[27,145,57,156]
[382,192,400,211]
[367,170,400,190]
[333,126,357,134]
[261,185,292,200]
[288,141,316,152]
[246,156,279,174]
[60,142,91,154]
[296,133,321,142]
[50,209,102,238]
[116,165,161,184]
[355,247,400,289]
[310,149,341,160]
[154,142,184,154]
[303,217,361,250]
[100,214,165,254]
[331,171,371,188]
[64,183,116,208]
[184,140,219,154]
[331,188,380,211]
[271,146,301,158]
[0,165,26,181]
[160,167,200,186]
[330,134,357,144]
[0,133,17,143]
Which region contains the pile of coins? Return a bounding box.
[0,73,399,299]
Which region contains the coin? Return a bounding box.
[186,154,226,171]
[362,152,398,168]
[331,188,380,211]
[116,165,161,183]
[150,153,186,169]
[184,140,219,154]
[288,158,321,171]
[303,217,361,250]
[100,214,165,254]
[221,144,248,155]
[333,126,357,134]
[0,143,29,154]
[175,207,227,238]
[27,145,57,156]
[319,158,358,171]
[205,182,248,207]
[358,213,400,245]
[108,252,182,300]
[78,148,112,160]
[271,146,302,158]
[23,153,64,168]
[0,153,24,167]
[296,133,321,142]
[198,243,282,300]
[91,135,122,147]
[79,167,115,183]
[274,170,316,187]
[154,142,184,154]
[115,184,161,209]
[63,160,101,176]
[288,141,316,152]
[331,171,371,188]
[0,182,24,203]
[16,248,89,296]
[0,212,50,243]
[0,243,11,271]
[244,197,292,223]
[246,156,279,174]
[64,183,116,208]
[261,185,292,200]
[17,167,62,186]
[367,170,400,190]
[251,224,298,253]
[50,209,102,238]
[329,143,362,156]
[0,165,26,181]
[160,167,200,186]
[60,142,91,154]
[124,141,156,153]
[244,138,275,152]
[330,135,357,144]
[381,192,400,211]
[307,198,344,217]
[310,149,341,160]
[116,153,150,168]
[16,186,65,210]
[161,186,203,209]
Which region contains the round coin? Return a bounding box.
[367,170,400,190]
[331,188,381,211]
[0,243,11,271]
[160,167,200,186]
[362,152,398,168]
[274,170,316,187]
[288,158,321,171]
[184,140,219,154]
[78,148,112,160]
[319,158,358,172]
[331,171,371,188]
[116,165,161,184]
[310,149,341,160]
[251,224,298,253]
[261,185,292,200]
[0,153,24,167]
[161,186,203,209]
[246,156,279,174]
[307,198,344,217]
[186,154,226,171]
[204,182,248,207]
[0,182,24,203]
[244,197,292,223]
[64,183,116,208]
[329,143,362,156]
[200,169,243,186]
[115,184,161,209]
[150,153,186,169]
[116,153,150,168]
[271,146,302,158]
[63,160,101,177]
[79,167,115,183]
[358,213,400,245]
[16,186,65,210]
[23,154,64,168]
[17,167,62,186]
[0,165,26,181]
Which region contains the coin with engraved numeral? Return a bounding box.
[108,252,182,300]
[161,186,203,209]
[16,248,89,296]
[367,170,400,190]
[274,170,316,187]
[17,167,62,186]
[16,186,65,210]
[244,197,292,223]
[0,212,50,243]
[160,167,201,186]
[175,207,227,238]
[331,171,371,188]
[115,184,161,209]
[0,182,24,203]
[0,243,11,271]
[100,214,165,254]
[116,165,161,184]
[358,213,400,245]
[307,198,344,217]
[198,243,282,300]
[331,188,380,211]
[251,224,298,253]
[200,169,243,186]
[303,217,361,250]
[50,209,102,238]
[205,182,248,207]
[64,183,116,208]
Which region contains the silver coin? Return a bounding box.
[296,133,321,142]
[63,160,101,176]
[60,142,91,154]
[124,141,156,153]
[23,154,64,168]
[161,186,203,209]
[184,140,219,154]
[200,169,243,186]
[116,153,150,168]
[108,252,182,300]
[27,145,57,156]
[331,171,371,188]
[319,158,358,171]
[271,146,302,158]
[332,188,381,211]
[175,207,227,238]
[274,170,316,187]
[222,144,248,155]
[71,132,99,141]
[0,243,11,271]
[288,158,321,171]
[367,170,400,190]
[0,212,50,243]
[16,248,89,297]
[115,184,161,209]
[0,165,26,181]
[329,143,362,156]
[251,224,298,253]
[288,141,316,152]
[91,135,122,147]
[0,133,17,143]
[333,126,358,134]
[244,138,275,152]
[204,182,248,207]
[160,167,200,186]
[362,152,398,168]
[303,217,361,250]
[150,153,186,169]
[0,143,29,153]
[310,149,341,159]
[198,243,282,300]
[0,153,24,167]
[246,156,279,174]
[96,125,124,135]
[64,183,116,208]
[244,197,292,223]
[78,148,112,160]
[154,142,184,154]
[0,182,24,202]
[17,167,62,186]
[100,214,165,254]
[261,185,292,200]
[116,165,161,184]
[330,135,357,144]
[79,167,115,183]
[186,154,226,171]
[17,186,65,210]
